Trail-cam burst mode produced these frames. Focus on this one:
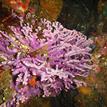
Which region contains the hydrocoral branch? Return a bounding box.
[0,15,93,106]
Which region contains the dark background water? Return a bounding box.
[58,0,99,35]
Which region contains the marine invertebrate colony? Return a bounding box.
[5,0,30,13]
[0,15,93,106]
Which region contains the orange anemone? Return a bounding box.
[28,76,37,87]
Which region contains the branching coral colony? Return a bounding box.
[0,14,93,106]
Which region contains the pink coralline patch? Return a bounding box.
[0,16,93,106]
[100,42,107,56]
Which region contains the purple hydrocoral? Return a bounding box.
[0,16,93,105]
